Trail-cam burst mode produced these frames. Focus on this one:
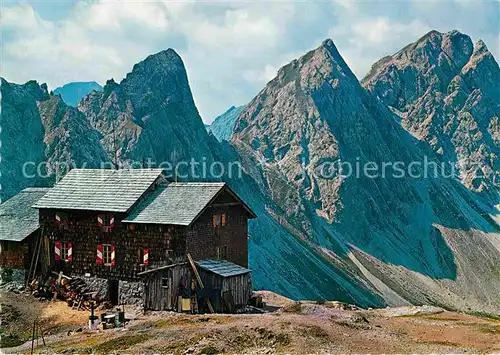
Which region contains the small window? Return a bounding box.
[98,214,115,232]
[216,245,228,260]
[103,215,111,226]
[55,212,70,230]
[60,242,69,260]
[138,248,149,265]
[212,213,226,227]
[103,244,113,266]
[161,278,169,288]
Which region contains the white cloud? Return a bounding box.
[82,1,169,31]
[243,64,278,84]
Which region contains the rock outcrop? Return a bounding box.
[0,78,109,200]
[78,50,217,172]
[38,95,110,175]
[363,30,499,199]
[0,79,48,200]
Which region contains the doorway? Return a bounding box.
[107,279,119,305]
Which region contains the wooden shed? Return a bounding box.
[140,259,251,313]
[141,263,190,311]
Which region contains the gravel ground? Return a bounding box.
[2,291,499,354]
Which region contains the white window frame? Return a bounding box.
[60,241,69,260]
[103,244,113,266]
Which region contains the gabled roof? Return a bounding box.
[123,182,229,226]
[33,169,164,212]
[196,259,251,277]
[0,188,51,242]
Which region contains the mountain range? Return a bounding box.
[1,30,499,314]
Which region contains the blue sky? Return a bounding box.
[2,0,499,123]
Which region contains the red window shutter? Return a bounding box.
[221,214,226,226]
[110,216,115,229]
[213,215,217,227]
[111,245,116,267]
[54,241,61,261]
[97,215,103,227]
[67,242,73,262]
[143,248,149,266]
[96,244,103,264]
[55,214,61,225]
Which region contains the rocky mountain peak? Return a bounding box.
[78,48,214,168]
[363,30,499,198]
[395,30,473,66]
[362,30,475,109]
[117,48,195,119]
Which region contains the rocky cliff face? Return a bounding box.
[232,35,500,313]
[0,79,48,200]
[363,30,499,200]
[38,95,110,174]
[79,50,217,171]
[0,78,109,200]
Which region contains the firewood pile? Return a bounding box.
[31,273,107,310]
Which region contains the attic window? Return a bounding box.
[216,245,228,260]
[98,214,115,232]
[212,214,226,227]
[55,212,69,230]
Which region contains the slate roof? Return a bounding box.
[0,187,51,242]
[33,169,164,212]
[196,259,251,277]
[122,182,227,226]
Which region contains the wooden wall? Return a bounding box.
[144,264,191,311]
[144,265,251,312]
[187,189,249,267]
[0,234,35,270]
[39,209,187,281]
[199,269,251,311]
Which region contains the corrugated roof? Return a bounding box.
[0,187,51,242]
[123,182,226,226]
[196,259,251,277]
[33,169,164,212]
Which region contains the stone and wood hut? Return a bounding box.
[23,168,255,310]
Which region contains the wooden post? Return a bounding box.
[187,254,214,313]
[39,323,46,346]
[31,320,36,355]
